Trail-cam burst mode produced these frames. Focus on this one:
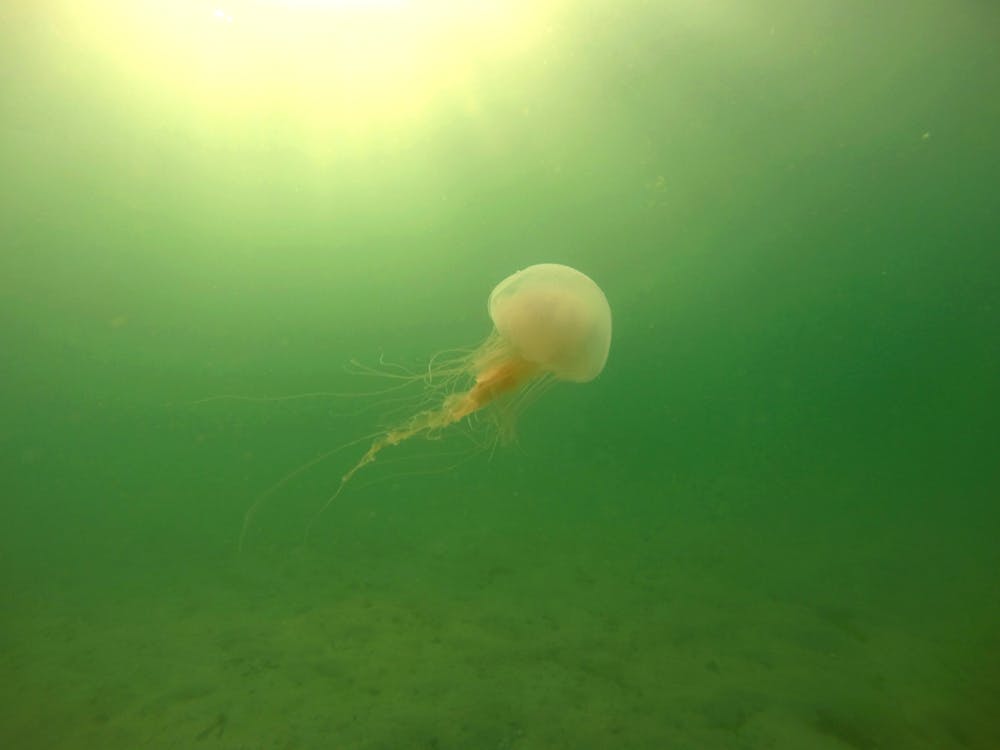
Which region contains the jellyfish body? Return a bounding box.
[335,263,612,491]
[488,263,612,382]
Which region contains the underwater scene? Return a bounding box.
[2,0,998,748]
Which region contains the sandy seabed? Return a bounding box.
[1,496,997,750]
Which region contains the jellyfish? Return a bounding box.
[334,263,612,492]
[240,263,611,549]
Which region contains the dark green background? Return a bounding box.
[2,1,998,747]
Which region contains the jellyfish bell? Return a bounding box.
[450,264,613,420]
[487,263,612,383]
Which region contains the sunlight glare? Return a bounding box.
[59,0,562,149]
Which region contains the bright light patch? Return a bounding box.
[263,1,410,7]
[57,0,562,152]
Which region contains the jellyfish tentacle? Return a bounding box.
[327,355,538,505]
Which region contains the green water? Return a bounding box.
[2,1,998,748]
